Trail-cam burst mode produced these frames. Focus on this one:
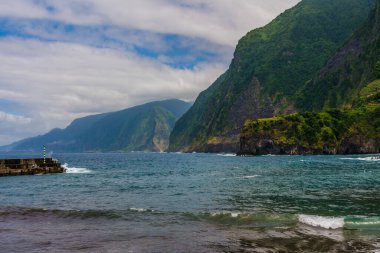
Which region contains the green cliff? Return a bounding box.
[169,0,374,152]
[239,80,380,155]
[239,0,380,155]
[5,99,191,152]
[297,0,380,110]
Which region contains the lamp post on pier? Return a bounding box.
[43,145,46,164]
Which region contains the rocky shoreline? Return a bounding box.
[237,111,380,156]
[0,158,66,176]
[238,135,380,156]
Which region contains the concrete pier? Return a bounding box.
[0,158,66,176]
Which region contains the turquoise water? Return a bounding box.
[0,153,379,252]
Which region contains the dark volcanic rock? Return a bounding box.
[238,134,380,156]
[338,134,380,154]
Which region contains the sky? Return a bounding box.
[0,0,300,145]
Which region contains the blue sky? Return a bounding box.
[0,0,300,145]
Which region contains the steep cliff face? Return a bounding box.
[169,0,374,152]
[239,0,380,156]
[239,80,380,155]
[297,0,380,110]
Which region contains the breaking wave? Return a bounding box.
[298,215,344,229]
[240,175,259,179]
[345,216,380,228]
[62,163,93,174]
[189,212,380,229]
[129,207,155,213]
[340,156,380,162]
[186,212,296,226]
[221,175,260,180]
[298,215,380,229]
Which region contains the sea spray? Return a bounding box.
[62,163,92,174]
[340,156,380,162]
[298,215,344,229]
[298,215,380,229]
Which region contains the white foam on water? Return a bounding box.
[347,220,380,226]
[298,214,344,229]
[217,154,237,157]
[221,174,260,180]
[129,208,151,212]
[340,156,380,162]
[62,163,92,174]
[222,175,260,180]
[230,212,240,218]
[345,216,380,226]
[241,175,259,179]
[210,211,241,218]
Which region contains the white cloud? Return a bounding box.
[0,111,31,124]
[0,0,300,47]
[0,1,49,20]
[0,0,302,145]
[0,111,34,145]
[0,37,225,144]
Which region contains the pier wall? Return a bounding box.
[0,158,65,176]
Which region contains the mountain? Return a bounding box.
[296,0,380,110]
[4,99,191,152]
[239,80,380,155]
[239,0,380,155]
[169,0,375,153]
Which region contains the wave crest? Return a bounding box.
[298,215,344,229]
[345,216,380,228]
[340,156,380,162]
[217,154,237,157]
[62,163,92,174]
[129,207,155,213]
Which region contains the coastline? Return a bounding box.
[0,158,66,176]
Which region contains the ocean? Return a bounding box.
[0,152,379,253]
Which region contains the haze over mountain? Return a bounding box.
[169,0,375,153]
[3,100,191,153]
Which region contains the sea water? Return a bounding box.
[0,152,379,252]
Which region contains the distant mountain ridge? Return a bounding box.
[169,0,375,153]
[3,99,191,152]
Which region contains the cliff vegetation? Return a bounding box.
[239,80,380,155]
[169,0,375,152]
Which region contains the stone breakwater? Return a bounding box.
[0,158,66,176]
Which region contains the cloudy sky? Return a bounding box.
[0,0,300,145]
